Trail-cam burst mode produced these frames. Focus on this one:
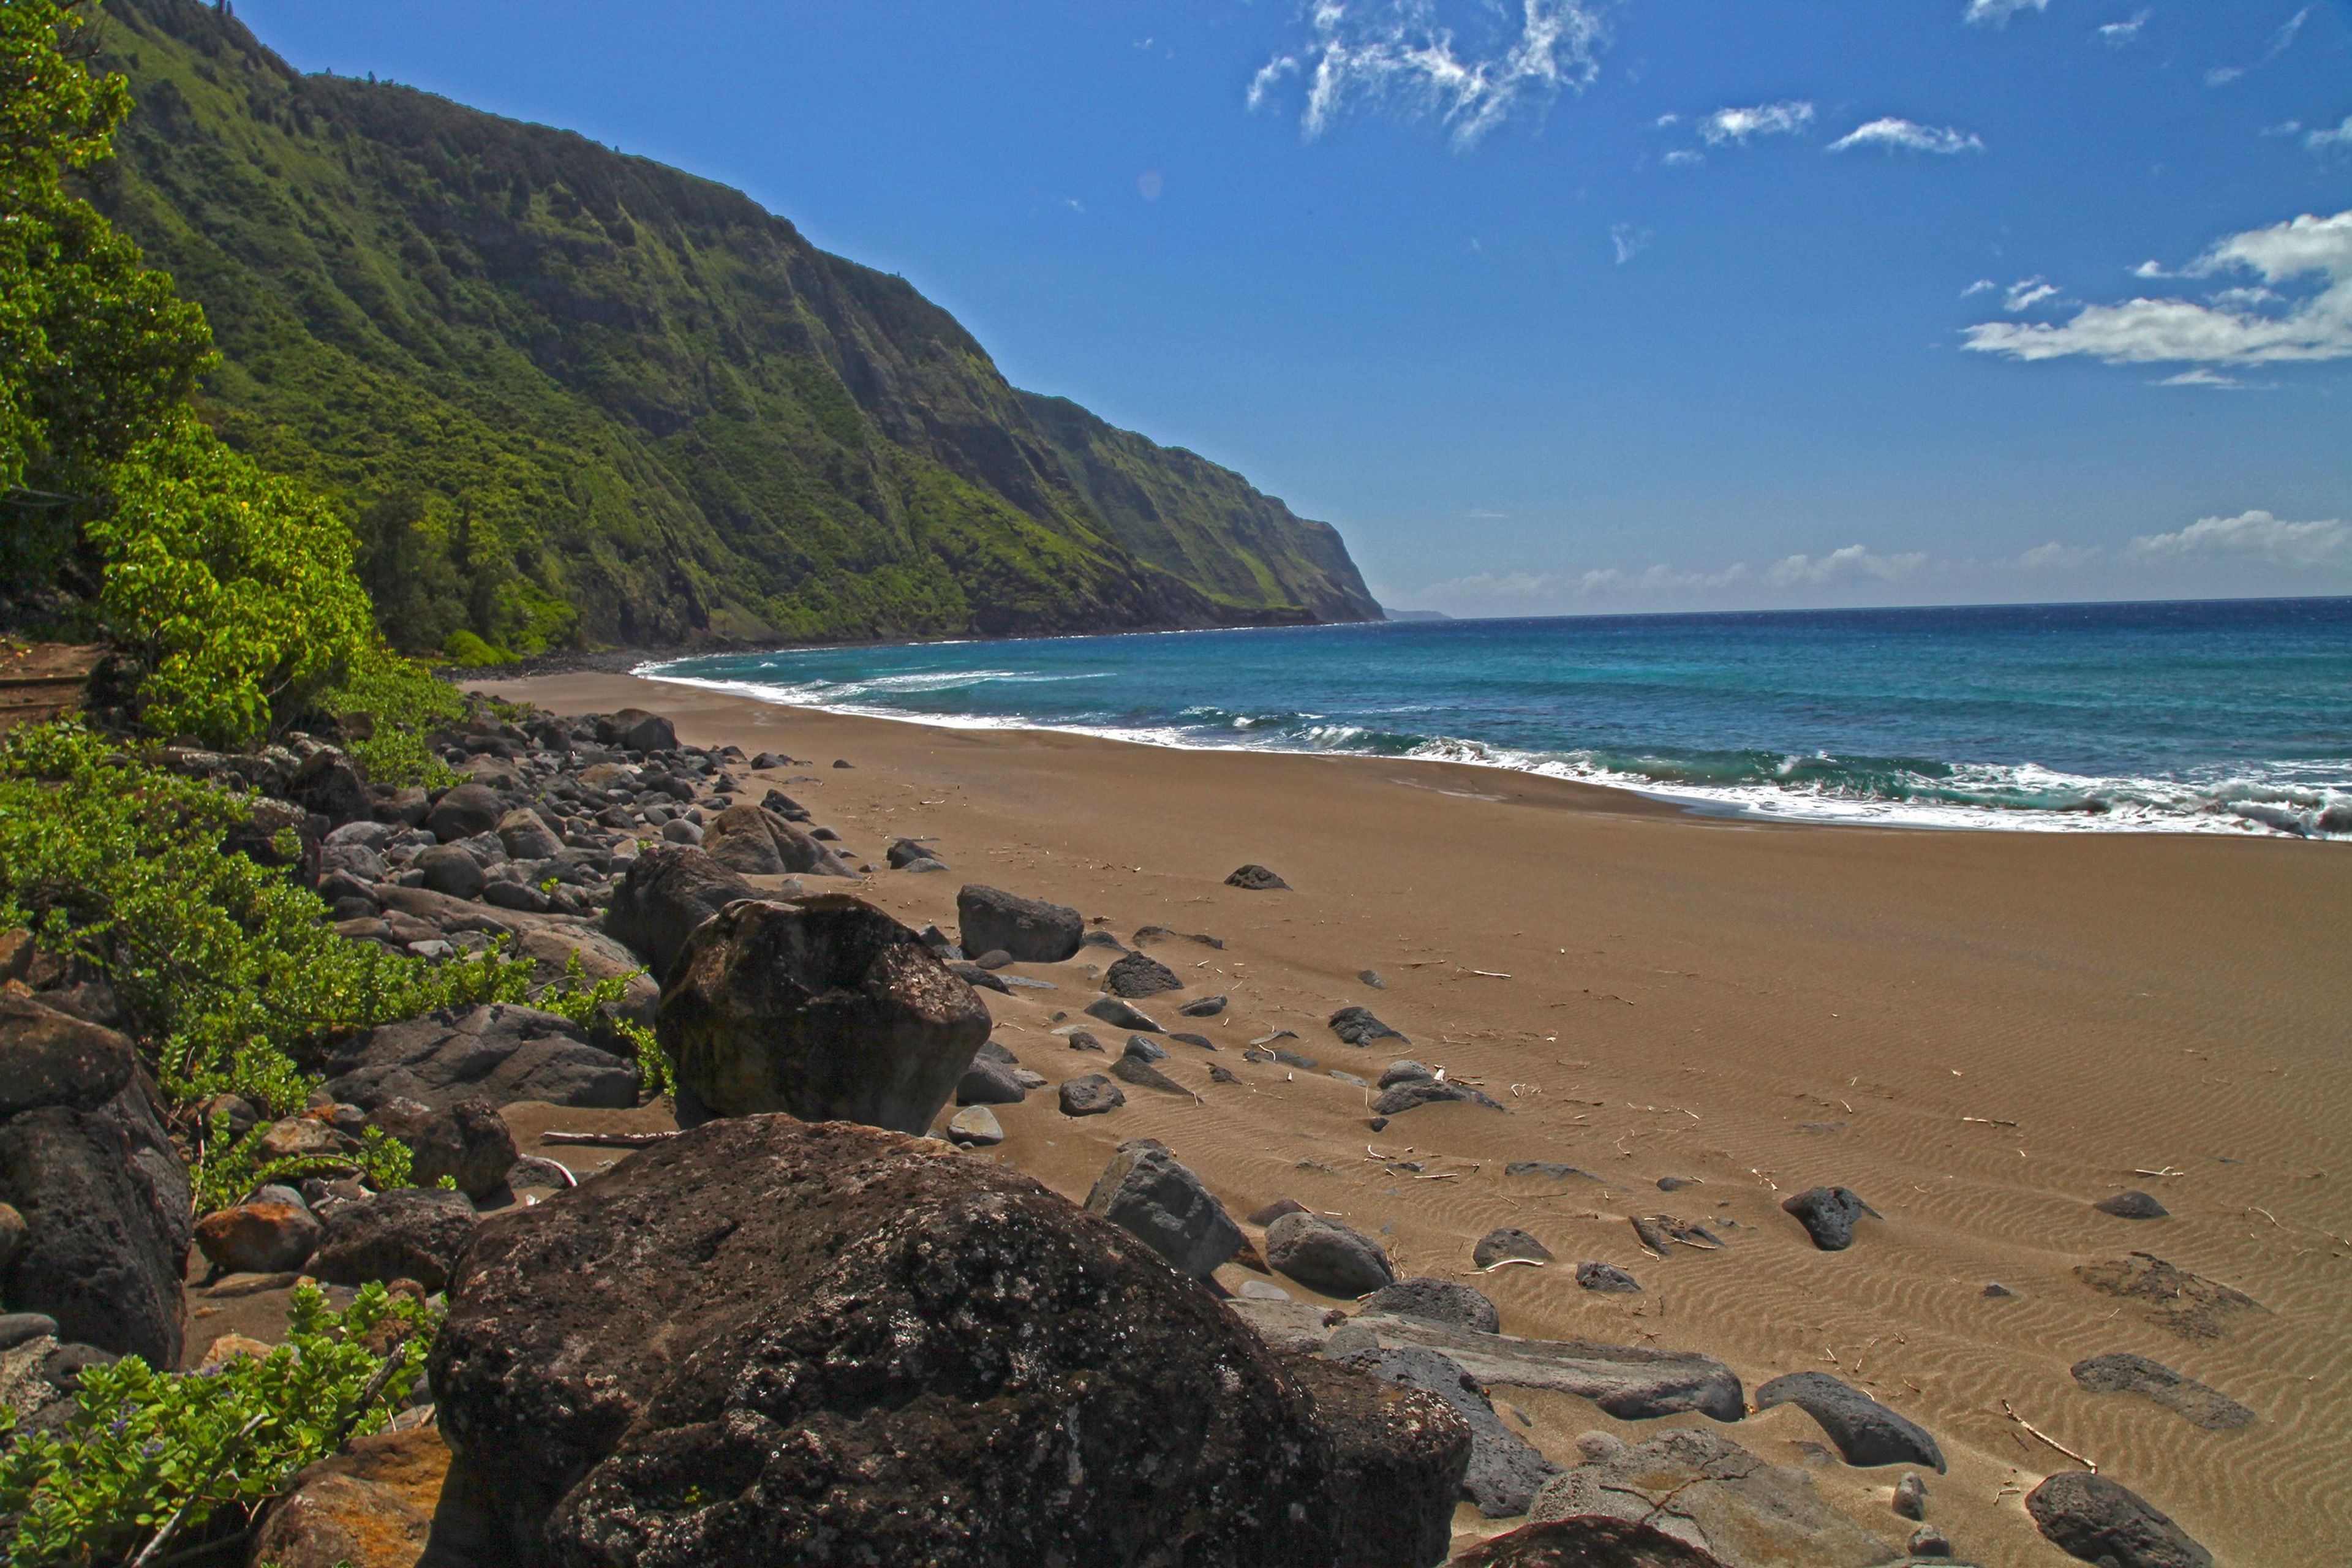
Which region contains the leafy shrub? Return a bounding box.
[325,646,464,788]
[0,720,535,1115]
[192,1117,414,1219]
[0,1283,434,1567]
[88,417,383,750]
[440,627,516,666]
[532,954,666,1099]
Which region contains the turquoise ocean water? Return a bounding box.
[647,598,2352,838]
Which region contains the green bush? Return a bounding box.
[0,720,535,1115]
[0,1282,434,1567]
[440,627,516,667]
[192,1117,414,1219]
[324,646,464,789]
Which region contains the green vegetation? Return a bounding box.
[0,1283,433,1567]
[0,722,536,1115]
[85,0,1380,654]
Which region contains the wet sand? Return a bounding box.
[482,669,2352,1567]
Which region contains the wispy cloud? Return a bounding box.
[1248,0,1610,148]
[2156,368,2271,390]
[2309,116,2352,156]
[1964,0,2051,27]
[2205,6,2308,88]
[2097,9,2150,45]
[1698,100,1815,146]
[1763,544,1930,587]
[1961,278,1999,297]
[2128,509,2350,567]
[2017,541,2100,570]
[1829,118,1986,155]
[1963,208,2352,366]
[1610,221,1652,264]
[1421,562,1755,601]
[2005,277,2061,311]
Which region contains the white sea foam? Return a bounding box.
[636,664,2350,840]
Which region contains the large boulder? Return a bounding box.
[0,1000,190,1366]
[1450,1518,1730,1567]
[310,1187,477,1293]
[601,843,760,982]
[512,927,660,1030]
[606,708,676,753]
[429,1115,1470,1568]
[700,804,855,878]
[323,1005,638,1112]
[657,896,990,1134]
[496,808,564,861]
[251,1427,448,1568]
[956,883,1084,963]
[1753,1371,1943,1471]
[1084,1137,1244,1280]
[1528,1428,1901,1566]
[1280,1351,1474,1568]
[194,1200,322,1275]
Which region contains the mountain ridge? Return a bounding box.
[88,0,1381,655]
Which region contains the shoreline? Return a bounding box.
[627,663,2346,842]
[480,668,2352,1567]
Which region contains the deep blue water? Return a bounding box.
[649,598,2352,837]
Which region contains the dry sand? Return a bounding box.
[483,669,2352,1567]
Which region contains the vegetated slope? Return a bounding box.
[89,0,1381,655]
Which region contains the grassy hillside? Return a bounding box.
[87,0,1381,655]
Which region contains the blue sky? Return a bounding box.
[229,1,2352,615]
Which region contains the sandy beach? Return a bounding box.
[480,669,2352,1567]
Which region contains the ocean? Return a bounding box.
[645,597,2352,838]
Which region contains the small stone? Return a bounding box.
[198,1332,274,1369]
[256,1117,352,1161]
[1327,1005,1405,1046]
[1754,1371,1945,1472]
[1473,1227,1553,1269]
[976,949,1014,970]
[2026,1471,2212,1568]
[1104,951,1182,998]
[1084,1138,1242,1280]
[1063,1030,1105,1052]
[1657,1175,1698,1192]
[1893,1472,1928,1520]
[1781,1185,1879,1251]
[1329,1071,1368,1088]
[1504,1161,1597,1183]
[1085,995,1163,1032]
[1373,1078,1504,1116]
[1377,1060,1433,1089]
[1574,1431,1626,1462]
[1367,1116,1389,1132]
[1011,1068,1047,1090]
[1178,995,1227,1017]
[1169,1032,1217,1051]
[946,1106,1004,1146]
[1983,1281,2015,1297]
[1224,864,1289,891]
[1108,1054,1194,1097]
[1208,1065,1242,1085]
[1574,1261,1642,1294]
[1248,1198,1308,1226]
[956,884,1084,963]
[1123,1035,1170,1063]
[1909,1525,1953,1558]
[1237,1279,1291,1302]
[1058,1075,1125,1117]
[1358,969,1385,989]
[955,1058,1027,1106]
[2095,1189,2169,1219]
[194,1202,323,1275]
[1264,1210,1394,1296]
[0,1312,59,1352]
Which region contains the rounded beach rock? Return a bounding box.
[1265,1210,1395,1297]
[955,883,1084,963]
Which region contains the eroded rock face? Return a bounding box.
[658,896,990,1135]
[429,1115,1469,1568]
[1083,1137,1243,1280]
[600,844,761,982]
[1529,1428,1901,1567]
[956,883,1084,963]
[1329,1344,1561,1517]
[0,1002,190,1366]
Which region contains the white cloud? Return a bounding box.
[2097,9,2150,45]
[2005,277,2060,311]
[2157,368,2267,390]
[1764,544,1930,587]
[1964,208,2352,366]
[1961,278,1999,297]
[2127,510,2351,567]
[1662,148,1704,167]
[1698,100,1815,146]
[1611,221,1651,264]
[2205,6,2309,88]
[1421,562,1754,601]
[1965,0,2050,26]
[1250,0,1610,148]
[2130,259,2173,279]
[2017,541,2100,570]
[2309,116,2352,154]
[1829,118,1986,155]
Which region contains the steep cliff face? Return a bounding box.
[91,0,1381,655]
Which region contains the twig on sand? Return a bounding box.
[1466,969,1512,979]
[2001,1399,2098,1472]
[543,1130,676,1148]
[1961,1115,2019,1129]
[2133,1166,2185,1178]
[1480,1257,1546,1273]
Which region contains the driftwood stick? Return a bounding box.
[2001,1398,2099,1472]
[541,1129,676,1148]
